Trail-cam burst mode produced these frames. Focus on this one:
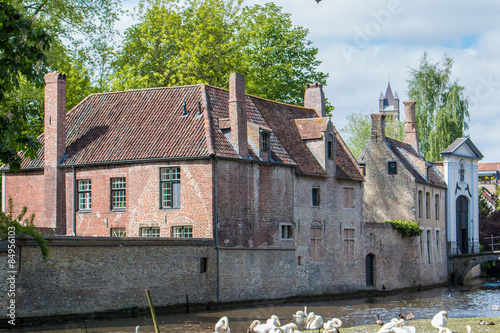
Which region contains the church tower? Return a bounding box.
[379,82,400,120]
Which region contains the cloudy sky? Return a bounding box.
[119,0,500,163]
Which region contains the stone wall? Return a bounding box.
[0,237,217,319]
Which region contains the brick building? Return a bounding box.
[3,73,375,300]
[358,101,449,286]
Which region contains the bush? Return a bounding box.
[384,219,422,238]
[0,197,49,261]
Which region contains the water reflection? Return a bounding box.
[16,279,500,333]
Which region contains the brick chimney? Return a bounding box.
[371,113,386,142]
[44,73,66,234]
[228,73,248,158]
[403,101,419,154]
[304,83,326,117]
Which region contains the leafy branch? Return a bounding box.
[0,197,49,261]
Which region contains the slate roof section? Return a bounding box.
[441,137,484,160]
[386,137,446,188]
[9,84,363,182]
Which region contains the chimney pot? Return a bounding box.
[403,100,419,153]
[228,73,248,158]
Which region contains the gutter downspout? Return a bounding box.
[214,157,220,301]
[72,166,76,236]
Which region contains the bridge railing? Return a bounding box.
[481,235,500,252]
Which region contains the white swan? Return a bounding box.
[307,313,324,332]
[324,318,342,333]
[135,326,140,333]
[280,323,299,333]
[393,326,416,333]
[378,318,403,333]
[466,325,471,333]
[215,316,230,333]
[269,328,286,333]
[493,305,500,311]
[438,328,452,333]
[248,318,278,333]
[431,311,448,329]
[293,307,308,328]
[267,315,281,327]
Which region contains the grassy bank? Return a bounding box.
[303,317,498,333]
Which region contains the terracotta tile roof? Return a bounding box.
[9,83,363,182]
[479,163,500,172]
[386,137,446,188]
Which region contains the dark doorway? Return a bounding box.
[456,195,469,254]
[366,253,375,286]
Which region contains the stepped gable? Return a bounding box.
[386,137,446,188]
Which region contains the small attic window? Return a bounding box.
[260,130,270,152]
[388,161,397,175]
[359,163,366,176]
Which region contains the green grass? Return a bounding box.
[302,317,498,333]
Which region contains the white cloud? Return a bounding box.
[118,0,500,162]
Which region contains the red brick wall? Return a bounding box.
[216,160,294,248]
[3,170,46,226]
[68,160,214,237]
[5,159,214,237]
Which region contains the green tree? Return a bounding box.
[235,2,329,106]
[340,113,403,158]
[113,0,330,107]
[0,2,50,171]
[407,52,469,161]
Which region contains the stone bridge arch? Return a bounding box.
[450,252,500,285]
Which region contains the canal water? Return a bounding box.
[11,279,500,333]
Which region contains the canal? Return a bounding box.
[14,279,500,333]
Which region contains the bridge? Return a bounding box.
[449,251,500,285]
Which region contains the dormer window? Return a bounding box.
[260,130,270,152]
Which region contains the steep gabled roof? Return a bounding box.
[386,137,446,188]
[8,83,363,182]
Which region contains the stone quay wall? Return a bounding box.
[0,237,217,321]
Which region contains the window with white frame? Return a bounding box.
[140,227,160,237]
[111,177,126,210]
[172,226,193,238]
[78,179,91,211]
[110,228,126,237]
[160,167,180,209]
[281,224,293,239]
[344,228,355,262]
[436,230,441,263]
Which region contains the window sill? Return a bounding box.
[77,210,92,213]
[160,207,181,210]
[111,208,126,212]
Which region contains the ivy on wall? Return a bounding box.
[384,219,422,238]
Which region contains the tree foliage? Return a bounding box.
[0,2,50,171]
[113,0,330,107]
[0,197,49,261]
[407,52,469,161]
[340,113,403,158]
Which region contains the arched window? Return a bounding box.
[435,194,440,219]
[426,192,431,219]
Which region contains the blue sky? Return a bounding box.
[119,0,500,163]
